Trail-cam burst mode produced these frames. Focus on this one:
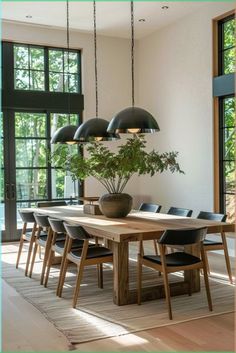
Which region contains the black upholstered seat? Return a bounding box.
[203,239,223,246]
[70,246,113,260]
[143,252,201,267]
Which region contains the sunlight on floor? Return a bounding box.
[110,333,149,346]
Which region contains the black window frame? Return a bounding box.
[2,41,84,204]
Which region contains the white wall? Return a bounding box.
[136,2,234,215]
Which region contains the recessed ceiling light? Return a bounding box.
[161,6,169,10]
[138,18,146,22]
[26,15,32,19]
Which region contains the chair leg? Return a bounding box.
[29,242,38,278]
[57,258,69,298]
[162,269,172,320]
[44,250,54,287]
[188,270,192,296]
[201,251,213,311]
[38,245,42,259]
[98,263,103,289]
[16,236,24,269]
[25,236,35,276]
[56,238,69,296]
[153,240,158,255]
[137,254,142,305]
[222,234,233,284]
[72,263,85,308]
[40,242,51,285]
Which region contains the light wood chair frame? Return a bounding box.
[203,231,233,284]
[16,219,37,277]
[29,224,53,284]
[58,236,113,308]
[137,240,213,320]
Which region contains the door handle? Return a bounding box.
[5,183,10,200]
[11,183,16,200]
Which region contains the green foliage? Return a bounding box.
[51,135,183,194]
[223,18,235,74]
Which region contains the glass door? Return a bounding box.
[1,110,80,241]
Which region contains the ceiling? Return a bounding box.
[3,1,214,39]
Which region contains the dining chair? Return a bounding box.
[58,223,113,308]
[29,213,64,284]
[137,227,212,320]
[37,200,67,207]
[197,211,233,283]
[139,202,162,255]
[44,218,85,292]
[167,206,193,217]
[16,211,37,276]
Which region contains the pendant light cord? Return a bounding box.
[93,0,98,118]
[131,1,135,107]
[66,0,71,124]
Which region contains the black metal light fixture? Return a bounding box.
[74,1,119,142]
[51,0,77,144]
[107,1,160,134]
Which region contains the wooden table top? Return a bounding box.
[22,205,235,243]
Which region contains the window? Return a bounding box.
[219,17,235,74]
[49,49,80,92]
[13,44,81,93]
[213,13,235,222]
[219,96,235,220]
[2,41,84,240]
[14,45,45,90]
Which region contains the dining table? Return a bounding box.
[24,204,234,306]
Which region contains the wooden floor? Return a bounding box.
[2,246,235,352]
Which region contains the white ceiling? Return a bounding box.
[3,1,214,39]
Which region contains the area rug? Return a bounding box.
[2,243,235,345]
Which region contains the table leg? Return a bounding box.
[184,244,200,292]
[112,241,129,305]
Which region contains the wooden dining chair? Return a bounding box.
[137,227,212,320]
[197,211,233,283]
[139,202,162,255]
[44,218,85,292]
[58,223,113,309]
[29,214,65,284]
[16,211,37,276]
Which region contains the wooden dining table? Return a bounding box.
[25,205,234,306]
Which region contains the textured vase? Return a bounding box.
[99,193,133,218]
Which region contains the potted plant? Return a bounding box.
[51,135,183,218]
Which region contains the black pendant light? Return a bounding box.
[74,1,119,142]
[51,0,77,144]
[107,1,160,134]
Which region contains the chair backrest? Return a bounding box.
[197,211,227,222]
[34,213,50,228]
[18,210,35,223]
[167,207,193,217]
[48,218,66,233]
[159,227,207,246]
[139,203,161,213]
[37,201,67,208]
[64,223,91,240]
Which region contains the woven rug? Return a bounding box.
[2,243,235,345]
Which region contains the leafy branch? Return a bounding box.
[51,135,184,194]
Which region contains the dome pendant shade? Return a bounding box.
[73,118,120,142]
[107,107,160,134]
[51,125,78,144]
